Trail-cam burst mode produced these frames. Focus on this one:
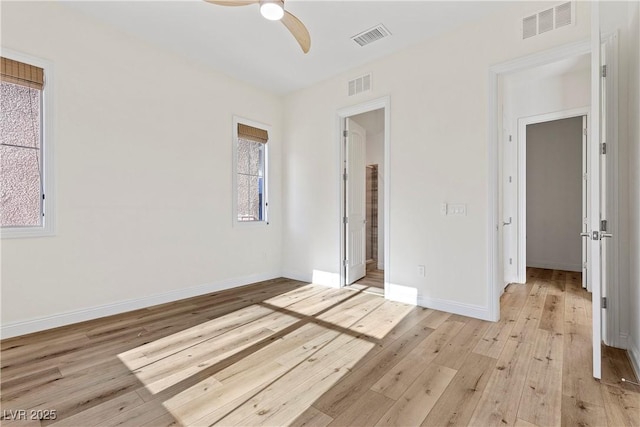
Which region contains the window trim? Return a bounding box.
[232,116,270,227]
[1,49,55,239]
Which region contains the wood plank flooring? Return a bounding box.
[1,268,638,426]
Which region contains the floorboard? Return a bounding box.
[1,268,637,426]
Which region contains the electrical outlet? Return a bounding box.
[417,265,425,277]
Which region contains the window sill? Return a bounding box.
[1,225,55,239]
[233,220,269,228]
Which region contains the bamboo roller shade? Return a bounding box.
[238,123,268,143]
[1,57,44,90]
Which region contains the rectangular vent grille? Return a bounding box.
[522,1,574,40]
[348,74,372,96]
[523,15,537,39]
[538,8,554,34]
[555,2,573,28]
[351,24,391,47]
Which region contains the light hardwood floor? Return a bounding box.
[353,263,384,290]
[1,268,638,426]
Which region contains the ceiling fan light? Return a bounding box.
[260,2,284,21]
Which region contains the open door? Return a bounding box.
[590,4,615,379]
[581,115,590,290]
[502,119,518,287]
[345,118,366,285]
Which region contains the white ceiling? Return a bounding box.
[63,1,506,95]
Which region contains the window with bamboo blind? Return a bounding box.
[0,56,48,234]
[234,118,269,223]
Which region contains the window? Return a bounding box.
[1,54,53,238]
[234,118,269,224]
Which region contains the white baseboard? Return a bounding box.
[386,283,491,321]
[281,270,312,284]
[527,260,582,272]
[629,337,640,381]
[1,271,281,339]
[282,270,340,288]
[419,296,491,321]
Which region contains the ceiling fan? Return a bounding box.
[205,0,311,54]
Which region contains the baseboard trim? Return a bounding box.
[526,260,582,272]
[281,270,312,284]
[419,296,491,321]
[1,271,281,339]
[385,284,491,321]
[282,270,339,288]
[629,337,640,381]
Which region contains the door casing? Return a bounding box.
[337,97,390,293]
[514,107,590,286]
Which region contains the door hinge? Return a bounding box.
[583,173,588,181]
[601,219,608,232]
[583,128,588,136]
[601,65,607,78]
[343,130,348,137]
[509,258,513,265]
[343,171,348,181]
[601,143,607,154]
[509,135,512,142]
[343,216,348,224]
[602,297,607,309]
[343,259,348,267]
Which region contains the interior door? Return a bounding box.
[502,121,518,287]
[589,3,609,379]
[581,115,590,290]
[345,118,366,285]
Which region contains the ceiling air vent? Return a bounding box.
[348,74,372,97]
[351,24,391,47]
[522,1,575,40]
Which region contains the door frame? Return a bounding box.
[337,96,390,295]
[516,107,590,285]
[488,39,592,322]
[489,35,620,376]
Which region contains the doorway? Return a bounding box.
[509,110,590,289]
[337,97,389,296]
[492,35,619,380]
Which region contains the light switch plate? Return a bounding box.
[448,203,467,216]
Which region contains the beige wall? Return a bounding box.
[282,2,591,315]
[1,2,283,333]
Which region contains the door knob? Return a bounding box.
[601,233,613,239]
[580,232,590,237]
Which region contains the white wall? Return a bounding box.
[626,0,640,376]
[526,117,583,271]
[282,1,591,318]
[0,2,283,336]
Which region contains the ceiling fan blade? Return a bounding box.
[281,10,311,54]
[204,0,258,6]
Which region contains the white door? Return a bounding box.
[345,118,366,285]
[581,115,590,290]
[502,123,518,287]
[589,7,614,378]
